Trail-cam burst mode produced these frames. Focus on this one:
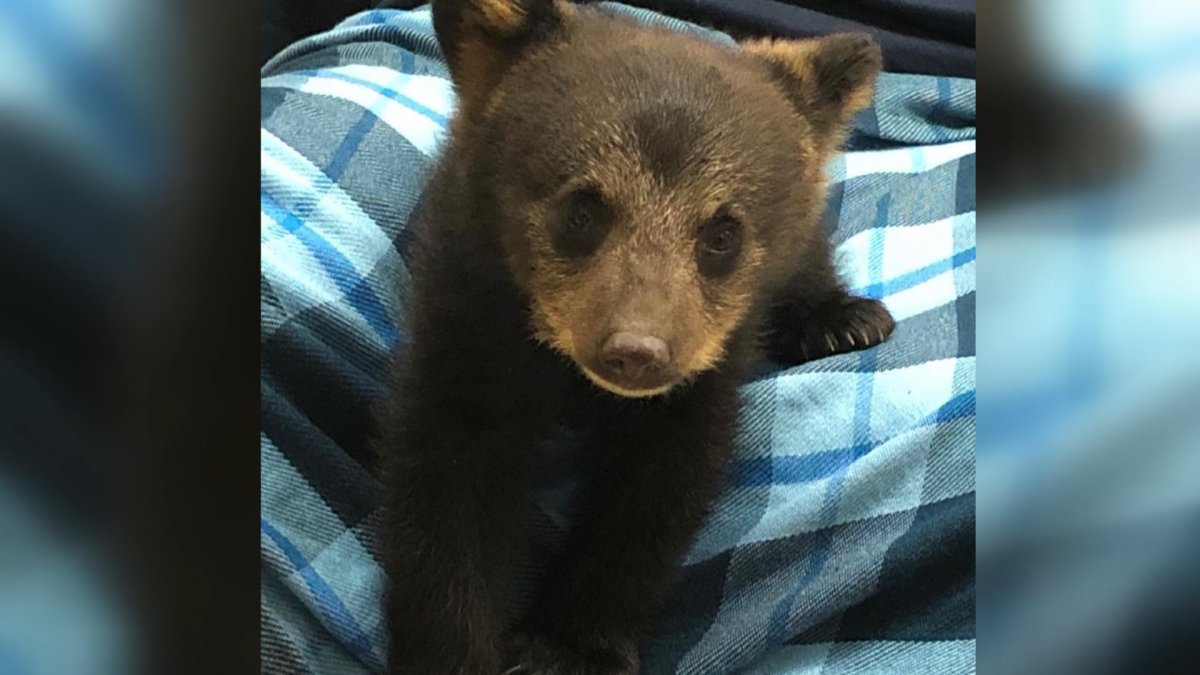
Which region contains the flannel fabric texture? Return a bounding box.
[261,4,976,673]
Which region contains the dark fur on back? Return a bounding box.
[377,2,894,673]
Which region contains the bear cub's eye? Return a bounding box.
[553,187,613,258]
[696,210,743,278]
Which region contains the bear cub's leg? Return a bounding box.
[503,374,740,675]
[766,252,895,365]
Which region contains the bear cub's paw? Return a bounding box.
[503,631,639,675]
[768,294,895,365]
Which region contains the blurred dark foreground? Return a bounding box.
[1,0,1198,673]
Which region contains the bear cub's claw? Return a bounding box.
[768,295,895,365]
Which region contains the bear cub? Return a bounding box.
[377,1,894,673]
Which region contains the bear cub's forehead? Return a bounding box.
[490,29,798,184]
[533,22,771,111]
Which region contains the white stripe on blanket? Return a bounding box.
[261,68,453,155]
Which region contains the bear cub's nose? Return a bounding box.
[600,332,671,384]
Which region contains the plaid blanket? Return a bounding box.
[260,5,976,674]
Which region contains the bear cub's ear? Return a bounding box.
[432,0,572,114]
[741,34,883,154]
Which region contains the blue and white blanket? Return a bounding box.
[260,5,976,673]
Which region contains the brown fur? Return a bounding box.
[436,5,881,393]
[380,2,893,673]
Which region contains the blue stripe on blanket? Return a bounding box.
[733,444,872,487]
[262,519,383,671]
[327,112,379,182]
[863,246,977,299]
[261,189,396,344]
[291,69,451,127]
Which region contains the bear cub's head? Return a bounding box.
[434,0,881,397]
